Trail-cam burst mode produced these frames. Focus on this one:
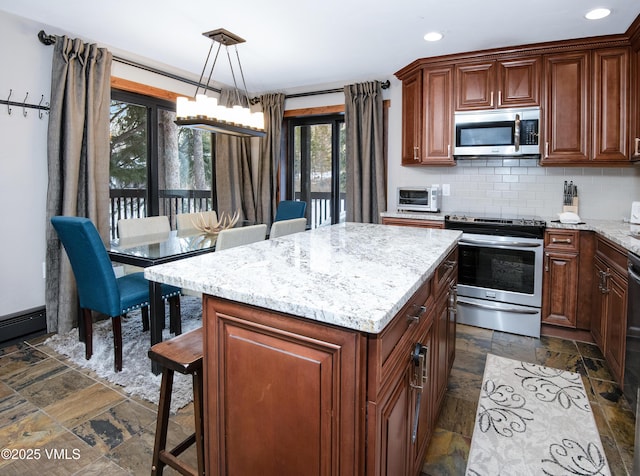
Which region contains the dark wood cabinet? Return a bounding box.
[542,230,580,328]
[631,45,640,161]
[455,57,540,110]
[541,51,590,164]
[204,248,458,476]
[399,66,454,166]
[593,237,628,385]
[381,217,444,229]
[592,47,630,163]
[541,47,630,165]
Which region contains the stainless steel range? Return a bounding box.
[444,214,546,338]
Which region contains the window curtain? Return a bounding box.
[257,93,285,226]
[344,81,386,223]
[214,89,256,222]
[45,36,112,334]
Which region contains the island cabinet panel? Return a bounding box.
[203,246,458,476]
[203,297,366,476]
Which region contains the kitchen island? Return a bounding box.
[145,222,461,476]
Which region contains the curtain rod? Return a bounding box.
[37,30,390,100]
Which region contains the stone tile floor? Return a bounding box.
[422,324,636,476]
[0,324,635,475]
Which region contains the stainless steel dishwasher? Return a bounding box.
[624,252,640,411]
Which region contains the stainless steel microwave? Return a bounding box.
[453,107,540,158]
[397,187,441,213]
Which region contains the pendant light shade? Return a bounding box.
[175,28,265,137]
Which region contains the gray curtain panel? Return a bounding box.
[344,81,386,223]
[215,89,257,223]
[45,36,112,333]
[257,93,285,226]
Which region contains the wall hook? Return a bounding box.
[6,89,12,115]
[22,92,29,117]
[38,95,46,119]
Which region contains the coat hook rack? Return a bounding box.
[1,89,50,118]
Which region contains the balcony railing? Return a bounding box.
[109,188,346,239]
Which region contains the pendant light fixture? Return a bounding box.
[175,28,266,137]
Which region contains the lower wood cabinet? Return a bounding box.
[542,230,580,327]
[203,248,457,476]
[381,217,444,229]
[592,236,628,385]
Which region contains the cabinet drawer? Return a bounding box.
[433,248,458,296]
[545,229,579,251]
[596,236,628,277]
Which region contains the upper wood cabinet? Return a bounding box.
[455,57,540,110]
[541,51,590,163]
[401,66,454,166]
[592,48,630,163]
[632,45,640,161]
[540,47,630,165]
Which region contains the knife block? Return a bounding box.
[562,197,578,214]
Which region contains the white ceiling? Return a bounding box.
[1,0,639,95]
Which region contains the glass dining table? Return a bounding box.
[108,229,221,374]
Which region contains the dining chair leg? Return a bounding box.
[169,296,181,335]
[142,306,150,332]
[112,316,123,372]
[83,308,93,360]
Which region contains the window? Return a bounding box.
[109,90,214,238]
[285,114,346,229]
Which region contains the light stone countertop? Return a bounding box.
[380,211,640,256]
[144,222,462,334]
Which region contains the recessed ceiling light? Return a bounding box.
[424,32,443,42]
[585,8,611,20]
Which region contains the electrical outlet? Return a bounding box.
[42,262,46,279]
[442,184,450,196]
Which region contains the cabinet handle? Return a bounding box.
[498,91,502,107]
[544,252,550,272]
[545,142,549,158]
[413,146,419,161]
[410,343,429,444]
[635,138,640,157]
[447,144,451,157]
[444,260,457,270]
[551,237,572,244]
[448,284,458,316]
[490,91,494,107]
[407,304,427,323]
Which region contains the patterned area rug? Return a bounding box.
[45,296,202,413]
[466,353,610,475]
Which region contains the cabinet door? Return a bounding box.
[592,257,607,349]
[541,52,590,164]
[204,298,362,476]
[604,271,628,385]
[401,70,423,164]
[497,57,541,107]
[592,47,629,163]
[632,47,640,161]
[376,365,411,476]
[542,251,579,327]
[422,66,454,164]
[455,61,495,110]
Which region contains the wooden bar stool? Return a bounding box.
[148,327,204,476]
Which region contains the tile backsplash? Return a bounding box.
[389,158,640,220]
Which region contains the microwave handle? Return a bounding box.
[514,114,520,152]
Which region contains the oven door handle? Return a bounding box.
[459,238,542,248]
[457,297,540,314]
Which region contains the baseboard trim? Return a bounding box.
[0,306,47,348]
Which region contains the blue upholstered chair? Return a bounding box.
[51,216,181,372]
[274,200,307,222]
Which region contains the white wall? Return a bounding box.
[0,12,51,316]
